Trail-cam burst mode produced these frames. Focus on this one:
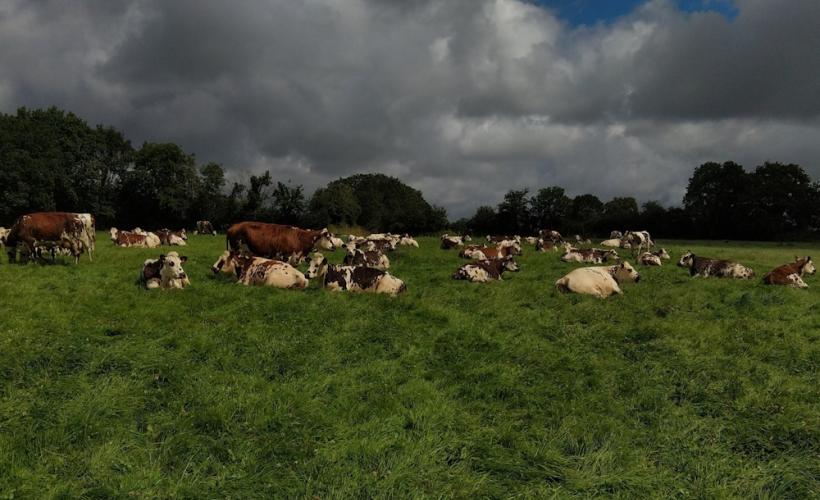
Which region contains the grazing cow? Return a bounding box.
[539,229,563,243]
[226,222,335,265]
[196,220,217,235]
[5,212,94,264]
[452,257,520,283]
[555,262,641,298]
[156,228,188,246]
[535,238,559,252]
[638,248,671,266]
[110,228,161,248]
[399,234,419,247]
[763,256,815,288]
[677,251,755,279]
[610,230,623,240]
[343,248,390,270]
[440,234,464,249]
[141,251,189,289]
[211,250,308,289]
[306,253,406,296]
[561,248,619,264]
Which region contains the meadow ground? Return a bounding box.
[0,234,818,498]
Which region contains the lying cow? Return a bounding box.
[638,248,671,266]
[459,242,518,260]
[329,236,345,249]
[600,239,622,248]
[763,256,815,288]
[196,220,217,235]
[452,256,520,283]
[343,248,390,270]
[141,251,190,289]
[555,262,641,298]
[574,235,592,244]
[623,230,654,252]
[211,250,308,289]
[561,248,619,264]
[156,228,188,246]
[306,253,406,296]
[610,230,623,240]
[677,251,755,279]
[0,227,8,246]
[110,228,161,248]
[440,234,464,249]
[539,229,563,243]
[399,234,419,247]
[535,238,559,252]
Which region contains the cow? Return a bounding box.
[623,230,654,252]
[452,256,520,283]
[638,248,670,266]
[539,229,563,243]
[555,262,641,298]
[141,251,189,289]
[110,228,161,248]
[399,234,419,247]
[196,220,217,235]
[524,236,539,245]
[600,239,622,248]
[561,248,619,264]
[364,239,397,252]
[5,212,94,264]
[0,227,8,246]
[343,248,390,270]
[306,253,406,296]
[440,234,464,249]
[574,235,592,245]
[762,256,815,288]
[156,228,188,246]
[226,222,335,265]
[211,250,308,289]
[487,235,521,243]
[330,236,345,249]
[610,230,623,240]
[535,238,559,252]
[677,251,755,279]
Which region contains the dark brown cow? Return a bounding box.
[677,251,755,279]
[5,212,93,264]
[763,256,815,288]
[226,222,335,265]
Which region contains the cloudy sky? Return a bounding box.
[1,0,819,217]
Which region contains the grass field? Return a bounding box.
[1,234,818,498]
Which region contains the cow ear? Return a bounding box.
[159,254,166,263]
[180,256,188,263]
[322,258,328,265]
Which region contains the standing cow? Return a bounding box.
[226,222,335,265]
[5,212,94,264]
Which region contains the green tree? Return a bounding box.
[271,181,306,225]
[683,161,749,238]
[308,183,361,227]
[571,194,603,235]
[530,186,571,231]
[496,189,530,234]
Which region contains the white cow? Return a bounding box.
[211,251,308,289]
[141,251,190,289]
[555,262,641,298]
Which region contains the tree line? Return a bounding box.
[1,107,818,239]
[452,161,820,240]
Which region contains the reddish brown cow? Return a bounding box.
[226,222,335,264]
[763,256,815,288]
[5,212,93,264]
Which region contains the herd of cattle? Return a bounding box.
[0,212,815,299]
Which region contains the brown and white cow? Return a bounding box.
[211,251,308,289]
[555,262,641,298]
[141,251,190,289]
[539,229,563,243]
[561,248,619,264]
[196,220,217,235]
[762,256,815,288]
[306,253,406,296]
[343,248,390,270]
[623,231,654,252]
[534,238,559,252]
[440,234,464,249]
[226,222,335,265]
[110,228,161,248]
[5,212,94,264]
[452,256,520,283]
[610,230,623,240]
[459,242,518,260]
[677,251,755,279]
[156,228,188,246]
[638,248,670,266]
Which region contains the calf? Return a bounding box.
[343,248,390,270]
[141,251,190,289]
[211,251,308,289]
[763,256,815,288]
[555,262,641,298]
[306,253,406,296]
[677,251,755,279]
[452,256,520,283]
[561,248,619,264]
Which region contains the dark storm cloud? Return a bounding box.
[1,0,819,217]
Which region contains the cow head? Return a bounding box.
[211,250,244,277]
[797,256,816,275]
[306,252,328,279]
[612,261,640,283]
[678,251,694,268]
[178,229,188,241]
[501,256,520,272]
[159,252,189,287]
[656,248,671,260]
[603,249,619,262]
[109,227,119,241]
[315,229,335,251]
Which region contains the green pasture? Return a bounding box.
[0,235,818,498]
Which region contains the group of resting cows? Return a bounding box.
[0,213,815,299]
[440,229,815,298]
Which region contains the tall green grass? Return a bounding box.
[0,235,818,497]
